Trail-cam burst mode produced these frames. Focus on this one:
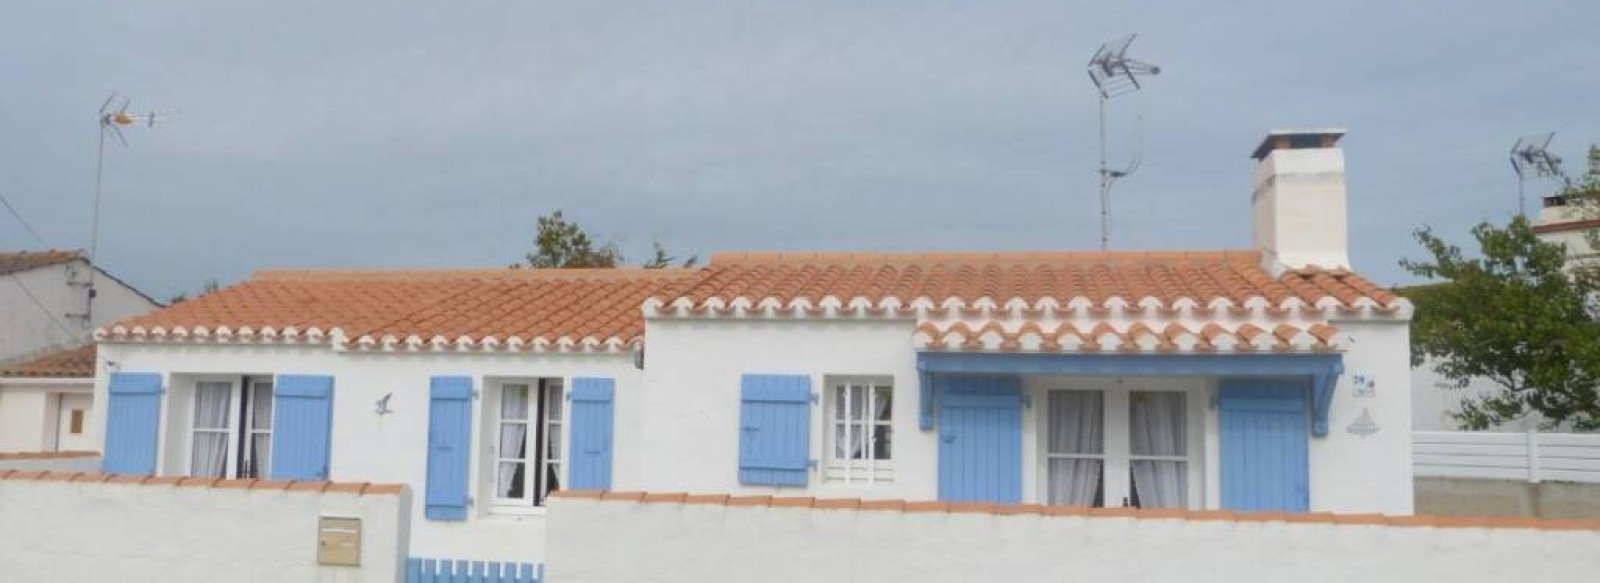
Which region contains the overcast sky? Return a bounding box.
[3,1,1597,300]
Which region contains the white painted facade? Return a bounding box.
[1251,129,1350,272]
[1,254,157,453]
[1,256,155,361]
[0,377,93,452]
[546,496,1599,583]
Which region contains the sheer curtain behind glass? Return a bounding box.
[497,386,530,499]
[1130,391,1186,508]
[248,383,273,478]
[190,383,232,478]
[1047,391,1103,506]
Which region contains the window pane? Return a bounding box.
[499,422,528,460]
[1131,461,1187,509]
[1047,458,1103,507]
[193,383,232,430]
[1130,392,1186,456]
[497,462,525,498]
[543,462,561,501]
[547,424,562,461]
[848,386,866,422]
[251,383,273,430]
[250,433,271,479]
[847,425,864,459]
[873,386,892,421]
[545,383,563,422]
[501,385,530,420]
[1047,391,1102,455]
[833,386,848,421]
[190,432,229,478]
[872,425,892,460]
[832,423,851,459]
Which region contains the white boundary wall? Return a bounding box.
[0,452,100,472]
[1415,431,1600,484]
[547,496,1600,583]
[0,478,409,583]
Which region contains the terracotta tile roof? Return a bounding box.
[0,249,83,276]
[0,345,96,378]
[0,471,406,496]
[108,268,698,349]
[663,251,1400,309]
[98,251,1403,353]
[549,490,1600,531]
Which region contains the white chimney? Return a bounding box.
[1251,128,1350,274]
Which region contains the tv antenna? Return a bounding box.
[1509,133,1569,217]
[90,93,172,322]
[1087,34,1160,250]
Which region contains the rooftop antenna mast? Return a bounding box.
[90,93,171,323]
[1509,132,1569,217]
[1087,34,1160,251]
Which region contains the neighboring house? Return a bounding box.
[0,250,159,452]
[90,129,1414,563]
[1409,196,1591,431]
[0,345,97,452]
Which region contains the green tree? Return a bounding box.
[517,210,623,268]
[514,210,696,269]
[1404,146,1600,430]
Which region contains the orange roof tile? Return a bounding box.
[667,251,1399,308]
[0,249,83,276]
[102,252,1401,350]
[0,345,96,378]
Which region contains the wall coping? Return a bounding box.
[0,450,99,460]
[0,471,407,496]
[549,490,1600,531]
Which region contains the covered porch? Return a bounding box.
[918,352,1343,512]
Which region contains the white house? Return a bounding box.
[90,129,1414,563]
[0,250,158,452]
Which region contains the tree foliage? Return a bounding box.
[1403,145,1600,430]
[515,210,696,269]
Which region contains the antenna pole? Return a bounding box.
[85,117,107,329]
[1098,93,1110,251]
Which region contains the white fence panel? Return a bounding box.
[1414,430,1600,484]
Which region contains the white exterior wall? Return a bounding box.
[546,497,1600,583]
[639,317,1414,514]
[1,259,156,361]
[0,379,92,452]
[95,342,639,563]
[636,319,930,499]
[1314,319,1414,514]
[0,478,408,583]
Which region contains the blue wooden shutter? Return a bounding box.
[425,376,473,520]
[1218,380,1311,512]
[567,377,615,490]
[936,375,1023,504]
[268,374,335,481]
[738,374,811,486]
[102,372,163,475]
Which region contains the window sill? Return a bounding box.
[484,505,548,518]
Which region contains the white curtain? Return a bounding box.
[870,387,891,460]
[248,383,273,478]
[1130,392,1187,508]
[1046,391,1103,506]
[190,383,231,478]
[498,387,530,497]
[834,386,892,460]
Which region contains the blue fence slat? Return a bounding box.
[406,559,542,583]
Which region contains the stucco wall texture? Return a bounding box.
[0,475,409,583]
[547,493,1600,583]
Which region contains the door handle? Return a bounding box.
[742,426,760,432]
[941,433,957,444]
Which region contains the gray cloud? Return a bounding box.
[2,1,1597,300]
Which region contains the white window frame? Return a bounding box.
[1040,385,1203,509]
[187,380,236,479]
[824,376,894,484]
[183,376,275,480]
[243,379,274,479]
[490,378,564,511]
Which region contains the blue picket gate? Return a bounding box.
[406,558,544,583]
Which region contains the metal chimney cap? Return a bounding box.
[1251,128,1348,160]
